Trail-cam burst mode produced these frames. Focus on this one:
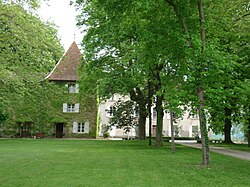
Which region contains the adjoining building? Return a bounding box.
[98,94,206,139]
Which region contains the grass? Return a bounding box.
[210,143,250,152]
[0,139,250,187]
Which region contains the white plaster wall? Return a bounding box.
[99,94,202,138]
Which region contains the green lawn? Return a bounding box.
[0,139,249,187]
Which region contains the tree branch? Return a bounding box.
[198,0,206,53]
[165,0,192,48]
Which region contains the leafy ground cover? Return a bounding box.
[0,139,249,187]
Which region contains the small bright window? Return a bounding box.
[63,103,79,113]
[68,84,79,93]
[67,104,75,112]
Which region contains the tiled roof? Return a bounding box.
[46,41,82,81]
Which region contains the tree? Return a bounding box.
[0,101,8,136]
[109,100,138,138]
[0,1,63,135]
[164,0,249,163]
[220,0,249,144]
[163,0,210,164]
[199,0,249,144]
[76,0,189,146]
[76,0,248,163]
[1,0,41,10]
[197,0,210,166]
[76,0,152,140]
[240,80,250,147]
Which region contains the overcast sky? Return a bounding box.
[39,0,84,50]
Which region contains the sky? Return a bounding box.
[38,0,84,50]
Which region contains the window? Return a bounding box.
[153,108,157,119]
[78,123,85,133]
[189,112,198,119]
[109,95,115,101]
[67,104,75,112]
[133,105,139,118]
[173,125,180,137]
[73,122,89,133]
[134,110,139,118]
[192,125,199,138]
[65,83,79,93]
[107,106,116,117]
[63,103,79,113]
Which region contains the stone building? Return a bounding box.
[45,42,97,138]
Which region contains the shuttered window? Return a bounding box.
[72,122,90,134]
[73,122,78,133]
[84,122,89,133]
[63,103,80,113]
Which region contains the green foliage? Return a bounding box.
[0,2,64,135]
[0,0,41,10]
[0,102,8,125]
[76,0,249,145]
[201,0,250,135]
[51,117,67,123]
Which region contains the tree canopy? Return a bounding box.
[0,1,64,134]
[75,0,249,164]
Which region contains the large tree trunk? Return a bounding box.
[155,95,164,147]
[165,0,192,48]
[129,88,147,140]
[170,111,175,153]
[224,107,233,144]
[198,87,210,165]
[138,107,147,140]
[197,0,210,166]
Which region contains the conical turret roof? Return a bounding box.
[46,41,81,81]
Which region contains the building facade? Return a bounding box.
[45,42,97,138]
[99,94,205,139]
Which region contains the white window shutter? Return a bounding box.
[84,122,89,133]
[75,84,79,93]
[73,122,78,133]
[63,103,67,112]
[75,103,80,113]
[69,85,73,93]
[166,113,171,120]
